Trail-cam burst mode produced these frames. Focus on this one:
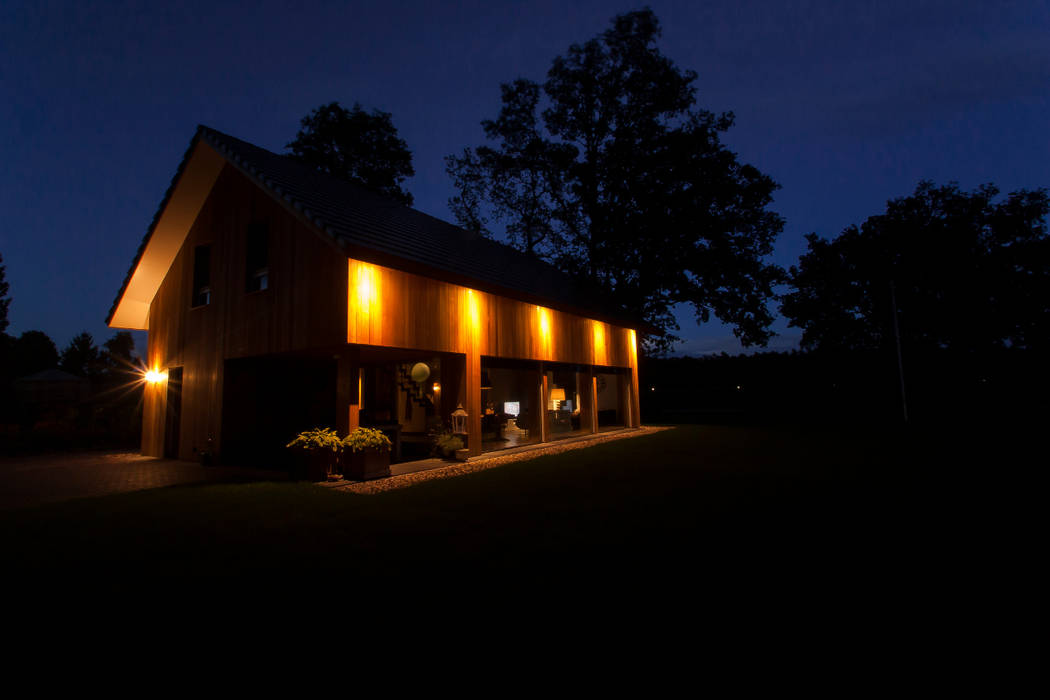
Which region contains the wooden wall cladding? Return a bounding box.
[145,164,347,457]
[347,258,636,368]
[142,163,638,458]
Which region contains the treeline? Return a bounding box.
[0,254,142,452]
[639,348,1048,426]
[642,180,1050,427]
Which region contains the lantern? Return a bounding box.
[451,404,468,435]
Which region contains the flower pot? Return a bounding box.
[296,448,336,481]
[454,448,470,462]
[343,447,391,481]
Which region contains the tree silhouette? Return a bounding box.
[102,331,136,375]
[0,252,10,335]
[782,181,1050,353]
[447,9,784,353]
[12,330,59,377]
[287,102,415,205]
[60,332,102,378]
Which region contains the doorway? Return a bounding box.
[163,366,183,458]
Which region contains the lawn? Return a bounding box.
[0,423,986,587]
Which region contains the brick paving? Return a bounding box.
[0,451,285,510]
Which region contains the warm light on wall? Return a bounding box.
[628,328,637,366]
[592,321,608,366]
[458,287,483,350]
[348,259,382,343]
[468,289,480,341]
[354,262,379,314]
[536,305,553,360]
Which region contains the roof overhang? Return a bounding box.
[107,139,225,329]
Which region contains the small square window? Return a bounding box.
[246,222,269,293]
[191,245,211,307]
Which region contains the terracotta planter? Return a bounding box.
[343,447,391,481]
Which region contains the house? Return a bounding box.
[107,126,641,465]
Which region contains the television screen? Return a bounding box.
[503,401,520,416]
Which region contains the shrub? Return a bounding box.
[341,427,392,453]
[433,432,464,458]
[286,427,341,452]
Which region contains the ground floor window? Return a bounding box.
[596,368,629,430]
[545,364,594,441]
[481,357,542,452]
[359,353,450,463]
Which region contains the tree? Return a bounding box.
[60,332,102,378]
[446,9,784,353]
[0,252,10,335]
[781,181,1050,353]
[102,331,136,375]
[11,330,59,377]
[287,102,415,205]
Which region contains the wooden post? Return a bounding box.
[629,332,641,428]
[466,348,482,456]
[336,347,361,435]
[588,366,598,433]
[539,363,550,443]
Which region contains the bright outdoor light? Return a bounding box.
[144,369,167,384]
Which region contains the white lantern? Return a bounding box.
[451,404,468,434]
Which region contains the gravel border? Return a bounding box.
[325,426,673,495]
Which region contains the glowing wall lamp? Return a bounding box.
[535,305,553,360]
[143,369,167,384]
[592,320,608,366]
[348,259,382,344]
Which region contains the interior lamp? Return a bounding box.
[550,387,566,408]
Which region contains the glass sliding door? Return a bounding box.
[596,368,629,430]
[545,364,592,440]
[480,357,542,452]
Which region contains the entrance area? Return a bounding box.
[356,347,465,463]
[217,346,636,467]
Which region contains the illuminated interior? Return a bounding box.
[480,357,542,452]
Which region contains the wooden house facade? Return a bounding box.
[107,127,641,465]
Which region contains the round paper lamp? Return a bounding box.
[410,362,431,383]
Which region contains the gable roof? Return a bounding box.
[107,125,639,331]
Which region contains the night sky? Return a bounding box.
[2,0,1047,357]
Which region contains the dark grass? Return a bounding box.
[0,423,1016,592]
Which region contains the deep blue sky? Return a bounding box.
[2,0,1047,357]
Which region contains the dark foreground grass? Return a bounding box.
[0,423,1008,590]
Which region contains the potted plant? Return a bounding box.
[432,431,465,461]
[285,427,342,481]
[341,427,393,480]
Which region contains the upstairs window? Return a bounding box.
[245,222,269,292]
[191,244,211,307]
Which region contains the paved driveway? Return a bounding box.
[0,451,286,510]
